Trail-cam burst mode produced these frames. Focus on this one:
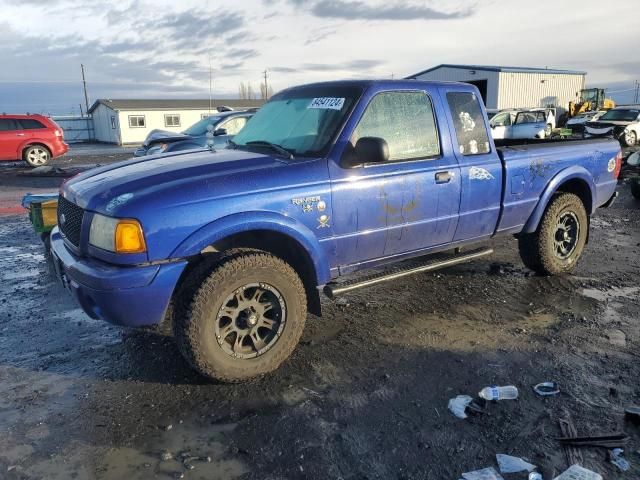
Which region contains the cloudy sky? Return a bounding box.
[0,0,637,114]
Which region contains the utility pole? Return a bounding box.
[81,64,89,114]
[263,69,269,100]
[635,80,639,104]
[209,55,213,113]
[79,103,84,117]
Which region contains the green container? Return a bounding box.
[29,199,58,234]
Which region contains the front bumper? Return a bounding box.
[50,227,187,327]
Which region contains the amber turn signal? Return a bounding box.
[115,220,146,254]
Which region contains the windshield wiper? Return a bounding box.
[245,140,295,160]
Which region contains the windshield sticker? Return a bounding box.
[469,166,494,181]
[308,97,345,110]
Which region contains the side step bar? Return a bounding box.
[323,247,493,298]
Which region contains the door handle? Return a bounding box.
[16,133,25,136]
[435,171,452,184]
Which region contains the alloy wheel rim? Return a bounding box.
[28,148,48,165]
[553,211,580,259]
[214,282,286,359]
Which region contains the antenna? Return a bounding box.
[81,64,89,114]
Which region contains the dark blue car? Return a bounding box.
[133,110,255,157]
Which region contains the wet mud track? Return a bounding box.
[0,187,639,479]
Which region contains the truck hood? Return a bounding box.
[63,148,287,213]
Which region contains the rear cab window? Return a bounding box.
[352,91,440,162]
[446,92,491,156]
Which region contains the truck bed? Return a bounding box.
[494,137,620,235]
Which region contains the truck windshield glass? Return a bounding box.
[599,109,639,122]
[231,85,362,157]
[183,116,222,136]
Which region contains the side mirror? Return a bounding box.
[213,128,228,136]
[355,137,389,164]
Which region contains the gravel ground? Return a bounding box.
[0,159,639,479]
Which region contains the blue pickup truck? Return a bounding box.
[51,80,621,381]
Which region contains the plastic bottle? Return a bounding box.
[479,385,519,401]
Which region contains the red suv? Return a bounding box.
[0,114,69,167]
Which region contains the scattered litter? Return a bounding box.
[533,381,560,396]
[496,454,536,473]
[479,385,518,401]
[301,387,322,397]
[552,464,602,480]
[163,424,173,431]
[160,450,173,461]
[559,415,583,466]
[461,466,504,480]
[528,473,543,480]
[624,406,640,423]
[556,432,630,448]
[609,448,630,471]
[448,395,473,419]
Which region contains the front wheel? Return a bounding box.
[623,130,637,147]
[174,251,307,382]
[518,193,588,275]
[23,145,51,167]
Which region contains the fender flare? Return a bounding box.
[170,211,331,285]
[523,166,596,233]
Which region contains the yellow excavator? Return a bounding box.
[568,88,615,117]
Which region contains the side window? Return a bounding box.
[537,112,546,122]
[352,91,440,161]
[515,112,536,124]
[110,116,116,129]
[446,92,491,155]
[220,117,247,135]
[17,119,45,129]
[0,119,18,131]
[491,112,511,126]
[128,115,146,128]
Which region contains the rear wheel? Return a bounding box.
[518,193,588,275]
[174,251,307,382]
[23,145,51,167]
[623,130,637,147]
[545,123,552,138]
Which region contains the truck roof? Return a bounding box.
[279,78,475,92]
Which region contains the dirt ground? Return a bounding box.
[0,154,639,479]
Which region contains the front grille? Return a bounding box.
[57,195,84,247]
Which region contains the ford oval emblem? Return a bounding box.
[60,213,66,225]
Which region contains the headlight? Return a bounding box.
[89,213,147,254]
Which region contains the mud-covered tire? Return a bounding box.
[518,193,588,275]
[174,251,307,382]
[631,179,640,200]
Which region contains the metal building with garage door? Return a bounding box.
[406,64,586,112]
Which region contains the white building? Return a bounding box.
[88,99,264,145]
[407,64,586,112]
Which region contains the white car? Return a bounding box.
[566,110,607,131]
[584,106,640,146]
[489,109,549,140]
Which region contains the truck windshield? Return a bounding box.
[599,109,639,122]
[231,85,362,157]
[183,116,222,136]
